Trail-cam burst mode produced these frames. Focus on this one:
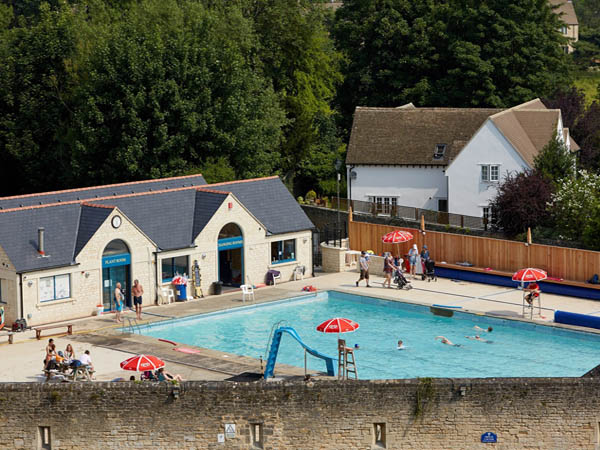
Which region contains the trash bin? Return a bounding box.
[212,281,223,295]
[176,284,187,301]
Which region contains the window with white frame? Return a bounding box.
[433,144,446,159]
[481,165,500,182]
[483,206,496,221]
[39,274,70,302]
[561,26,568,35]
[368,196,398,215]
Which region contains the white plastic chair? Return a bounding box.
[294,266,305,281]
[272,272,282,285]
[241,285,255,303]
[161,287,175,304]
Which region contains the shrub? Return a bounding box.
[306,190,317,202]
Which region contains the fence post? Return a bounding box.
[415,208,419,221]
[461,215,464,228]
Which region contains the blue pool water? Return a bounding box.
[140,291,600,379]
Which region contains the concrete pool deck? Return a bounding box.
[2,270,600,382]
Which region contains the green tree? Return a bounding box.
[534,133,576,184]
[241,0,342,190]
[333,0,571,129]
[0,2,77,195]
[198,156,236,184]
[69,0,286,185]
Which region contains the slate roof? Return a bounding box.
[346,107,504,166]
[0,174,206,210]
[0,176,313,272]
[213,177,314,235]
[550,0,578,25]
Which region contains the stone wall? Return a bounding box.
[1,378,599,449]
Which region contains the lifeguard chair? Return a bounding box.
[522,288,541,319]
[337,339,358,380]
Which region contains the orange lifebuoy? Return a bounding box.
[158,338,177,346]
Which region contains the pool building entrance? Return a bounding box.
[102,239,131,311]
[218,223,243,287]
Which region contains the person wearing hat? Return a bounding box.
[420,245,430,262]
[408,244,419,279]
[356,251,371,287]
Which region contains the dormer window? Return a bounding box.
[433,144,446,159]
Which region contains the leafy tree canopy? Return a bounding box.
[333,0,572,129]
[534,133,576,183]
[490,170,554,235]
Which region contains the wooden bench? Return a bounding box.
[34,324,73,340]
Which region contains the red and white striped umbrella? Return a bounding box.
[316,318,359,334]
[512,268,547,283]
[120,355,165,372]
[382,230,413,244]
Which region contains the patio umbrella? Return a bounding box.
[316,317,359,334]
[382,230,413,261]
[120,354,165,372]
[512,268,547,284]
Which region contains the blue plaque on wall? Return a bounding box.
[481,432,497,443]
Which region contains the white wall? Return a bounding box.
[348,166,447,211]
[445,120,530,217]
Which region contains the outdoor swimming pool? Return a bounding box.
[140,291,600,379]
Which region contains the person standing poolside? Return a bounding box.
[408,244,419,279]
[114,282,123,323]
[420,245,430,262]
[356,251,371,287]
[383,252,396,288]
[132,279,144,320]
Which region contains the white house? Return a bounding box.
[346,99,579,218]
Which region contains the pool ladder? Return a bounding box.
[123,317,141,334]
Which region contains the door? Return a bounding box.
[102,265,130,311]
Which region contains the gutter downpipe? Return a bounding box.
[18,273,23,321]
[348,165,355,209]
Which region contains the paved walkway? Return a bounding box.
[2,269,600,382]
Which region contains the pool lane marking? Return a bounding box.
[412,286,556,312]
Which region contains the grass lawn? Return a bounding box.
[573,70,600,105]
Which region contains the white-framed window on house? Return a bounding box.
[39,274,70,302]
[561,26,568,35]
[483,206,497,222]
[368,196,398,215]
[271,239,296,264]
[481,165,500,182]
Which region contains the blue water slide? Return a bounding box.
[264,326,335,379]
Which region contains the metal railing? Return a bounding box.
[328,197,489,231]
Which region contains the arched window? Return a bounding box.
[218,223,242,239]
[103,239,130,256]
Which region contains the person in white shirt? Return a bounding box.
[79,350,93,370]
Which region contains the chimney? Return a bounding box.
[38,227,45,255]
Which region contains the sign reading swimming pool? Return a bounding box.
[102,253,130,268]
[218,236,243,250]
[481,432,497,443]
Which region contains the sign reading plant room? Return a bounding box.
[102,253,131,268]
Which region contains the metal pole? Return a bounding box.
[337,173,341,236]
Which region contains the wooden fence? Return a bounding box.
[349,220,600,283]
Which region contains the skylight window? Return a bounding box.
[433,144,446,159]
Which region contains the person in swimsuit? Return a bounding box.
[408,244,419,279]
[383,252,396,288]
[474,326,493,333]
[397,340,406,350]
[114,282,123,323]
[132,279,144,320]
[465,335,488,342]
[435,336,461,347]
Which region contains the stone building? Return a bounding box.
[0,175,313,326]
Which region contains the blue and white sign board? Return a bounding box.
[218,236,243,251]
[481,432,497,443]
[102,253,131,268]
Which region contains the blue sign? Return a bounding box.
[102,253,131,268]
[481,432,497,443]
[218,236,243,250]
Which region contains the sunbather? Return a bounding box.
[156,367,183,382]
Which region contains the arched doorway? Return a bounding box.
[101,239,131,311]
[218,223,243,287]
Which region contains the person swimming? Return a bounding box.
[474,325,493,333]
[465,335,493,343]
[397,340,406,350]
[435,336,461,347]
